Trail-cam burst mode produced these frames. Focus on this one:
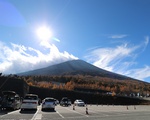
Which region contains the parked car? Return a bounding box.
[54,99,59,105]
[74,99,85,106]
[60,97,71,106]
[41,97,56,111]
[1,91,21,110]
[21,94,38,111]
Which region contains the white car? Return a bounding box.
[74,99,85,106]
[21,94,39,111]
[41,97,56,111]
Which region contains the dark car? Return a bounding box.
[1,91,21,110]
[60,97,71,106]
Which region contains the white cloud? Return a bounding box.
[142,36,149,52]
[144,36,149,46]
[85,43,136,72]
[109,34,128,39]
[0,41,78,74]
[124,66,150,80]
[85,37,150,81]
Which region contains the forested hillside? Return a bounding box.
[21,75,150,97]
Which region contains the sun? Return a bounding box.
[36,26,52,41]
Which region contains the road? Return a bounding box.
[0,105,150,120]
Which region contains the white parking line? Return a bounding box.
[31,108,42,120]
[34,114,42,120]
[7,109,20,115]
[56,111,64,118]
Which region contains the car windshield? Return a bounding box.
[24,96,38,100]
[62,98,68,101]
[3,96,14,102]
[45,99,54,102]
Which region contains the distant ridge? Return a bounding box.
[18,60,135,80]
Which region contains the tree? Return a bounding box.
[64,81,75,90]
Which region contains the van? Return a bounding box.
[60,97,71,106]
[1,91,21,110]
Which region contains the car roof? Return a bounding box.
[2,91,16,95]
[44,97,55,100]
[62,97,68,99]
[25,94,38,96]
[75,99,83,101]
[25,94,38,97]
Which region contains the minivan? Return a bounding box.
[1,91,21,110]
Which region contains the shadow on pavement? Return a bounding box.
[0,108,14,115]
[19,109,37,114]
[41,109,56,112]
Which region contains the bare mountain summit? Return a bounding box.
[18,60,134,80]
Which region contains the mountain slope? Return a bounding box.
[18,60,134,80]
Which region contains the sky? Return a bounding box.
[0,0,150,82]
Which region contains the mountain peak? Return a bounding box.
[18,59,133,80]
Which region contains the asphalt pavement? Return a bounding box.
[0,105,150,120]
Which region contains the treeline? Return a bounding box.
[0,75,29,97]
[20,75,150,96]
[30,86,149,105]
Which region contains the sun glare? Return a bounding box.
[36,26,52,41]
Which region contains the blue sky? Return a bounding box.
[0,0,150,82]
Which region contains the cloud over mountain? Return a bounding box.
[0,41,78,74]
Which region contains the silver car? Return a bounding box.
[74,99,85,106]
[41,97,56,111]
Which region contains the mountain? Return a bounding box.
[18,60,135,80]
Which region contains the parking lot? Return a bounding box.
[0,105,150,120]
